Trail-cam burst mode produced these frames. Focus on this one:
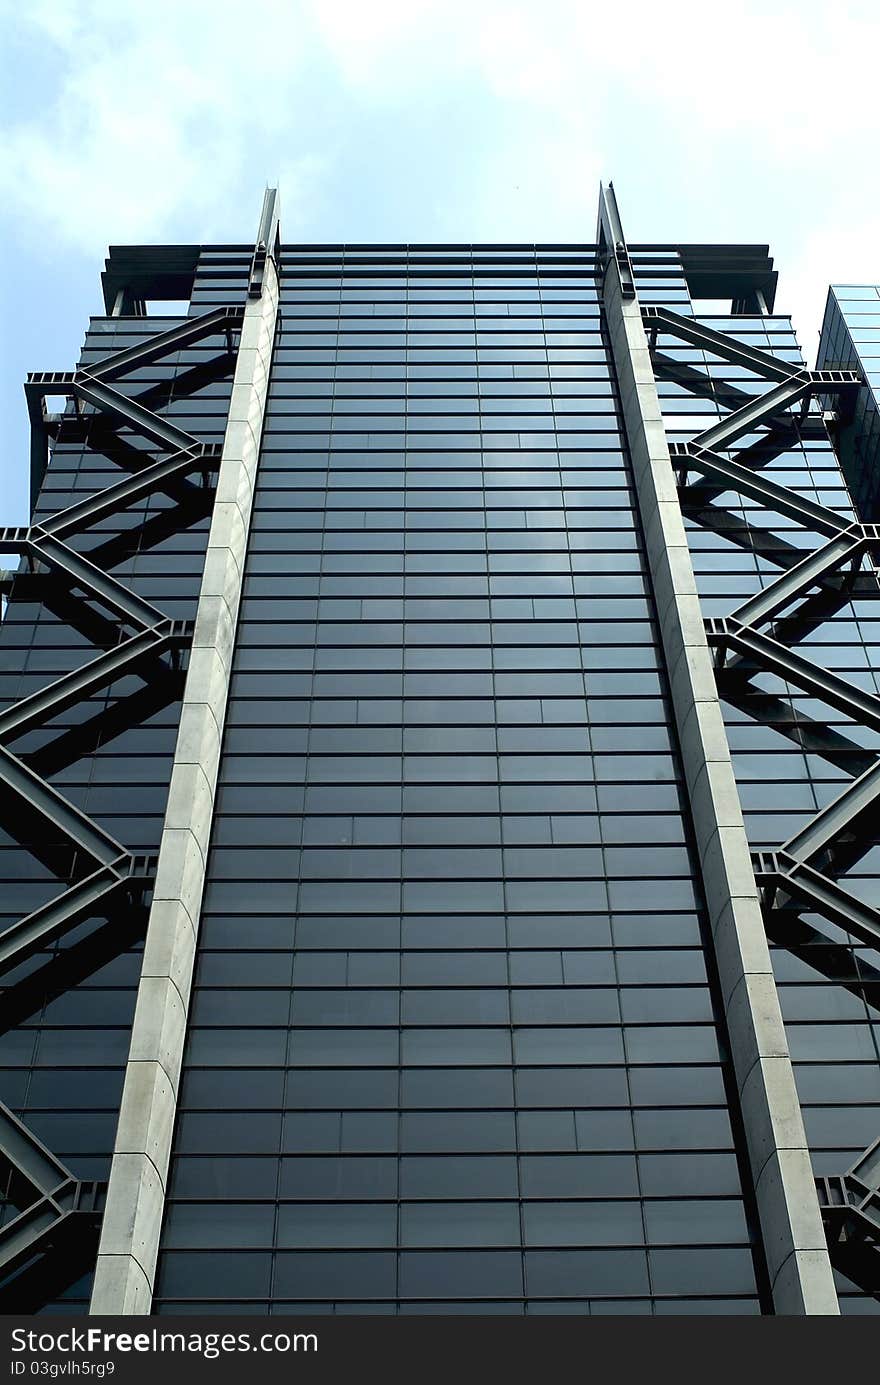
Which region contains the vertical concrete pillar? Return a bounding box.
[89,191,281,1314]
[598,185,838,1314]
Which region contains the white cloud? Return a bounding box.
[304,0,455,91]
[2,0,880,342]
[0,0,324,251]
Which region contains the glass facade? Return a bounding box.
[818,286,880,518]
[1,233,878,1316]
[154,246,764,1314]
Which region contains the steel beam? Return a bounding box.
[0,1182,103,1308]
[851,1138,880,1194]
[712,621,880,732]
[86,307,243,383]
[694,379,811,453]
[0,1102,74,1198]
[816,1139,880,1298]
[72,379,198,455]
[40,448,219,540]
[678,444,850,538]
[26,533,167,630]
[0,1101,103,1303]
[809,368,862,399]
[1,1192,78,1266]
[727,531,864,629]
[782,759,880,866]
[756,853,880,951]
[643,305,801,381]
[0,745,125,864]
[0,860,133,977]
[0,624,182,742]
[0,1191,105,1307]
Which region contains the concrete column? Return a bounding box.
[599,190,838,1315]
[89,192,280,1314]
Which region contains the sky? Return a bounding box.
[2,0,879,522]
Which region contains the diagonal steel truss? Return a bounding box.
[0,304,244,1307]
[0,1103,103,1311]
[648,304,880,1296]
[816,1137,880,1293]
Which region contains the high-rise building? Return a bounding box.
[818,285,880,520]
[1,186,878,1318]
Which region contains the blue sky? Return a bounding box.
[2,0,879,522]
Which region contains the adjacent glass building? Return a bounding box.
[818,286,880,518]
[1,187,878,1316]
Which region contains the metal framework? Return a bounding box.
[89,188,281,1314]
[816,1138,880,1293]
[647,301,880,1298]
[0,303,245,1307]
[0,1104,103,1310]
[599,183,840,1313]
[4,189,874,1309]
